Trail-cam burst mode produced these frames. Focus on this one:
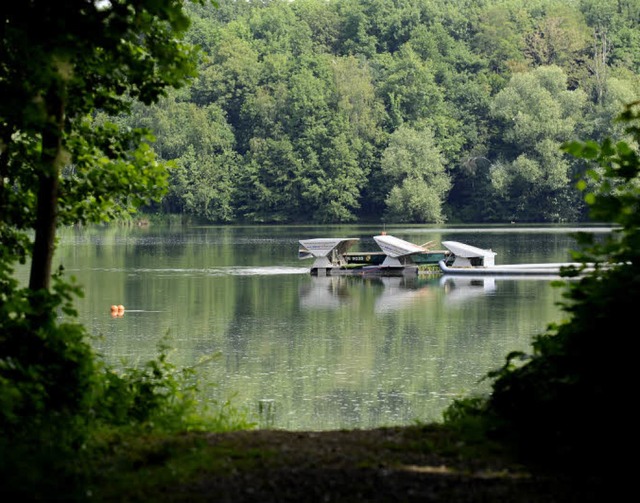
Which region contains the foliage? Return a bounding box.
[1,0,252,497]
[1,0,203,291]
[0,272,95,497]
[489,65,588,221]
[470,101,640,471]
[92,339,254,436]
[385,177,447,223]
[0,273,95,436]
[381,124,451,222]
[108,0,640,224]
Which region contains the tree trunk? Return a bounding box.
[590,29,609,105]
[29,88,64,292]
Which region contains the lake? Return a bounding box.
[18,224,611,430]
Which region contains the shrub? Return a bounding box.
[444,102,640,473]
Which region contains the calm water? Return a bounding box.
[17,224,611,430]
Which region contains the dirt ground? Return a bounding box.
[165,426,606,503]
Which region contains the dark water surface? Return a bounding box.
[28,224,611,430]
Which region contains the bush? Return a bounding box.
[0,277,253,498]
[444,102,640,473]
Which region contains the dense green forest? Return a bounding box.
[112,0,640,224]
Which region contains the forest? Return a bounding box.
[109,0,640,224]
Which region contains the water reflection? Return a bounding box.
[440,276,497,302]
[439,275,570,304]
[299,276,349,310]
[299,276,439,313]
[374,277,436,313]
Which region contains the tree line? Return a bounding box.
[112,0,640,224]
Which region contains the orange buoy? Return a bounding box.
[117,305,125,313]
[110,305,118,312]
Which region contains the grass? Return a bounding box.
[58,422,579,502]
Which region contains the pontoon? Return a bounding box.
[438,240,587,276]
[299,235,449,276]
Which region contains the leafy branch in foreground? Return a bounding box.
[1,1,248,498]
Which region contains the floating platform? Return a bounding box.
[438,260,586,276]
[299,237,592,278]
[299,236,450,277]
[438,241,589,276]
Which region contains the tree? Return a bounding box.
[300,122,367,223]
[524,4,590,79]
[473,4,527,77]
[381,124,451,223]
[484,101,640,470]
[0,0,213,473]
[1,0,204,293]
[169,145,238,222]
[377,45,446,128]
[127,0,640,225]
[232,47,377,223]
[385,177,446,223]
[123,95,239,221]
[489,65,587,221]
[585,73,640,142]
[191,26,261,128]
[292,0,342,53]
[238,136,305,222]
